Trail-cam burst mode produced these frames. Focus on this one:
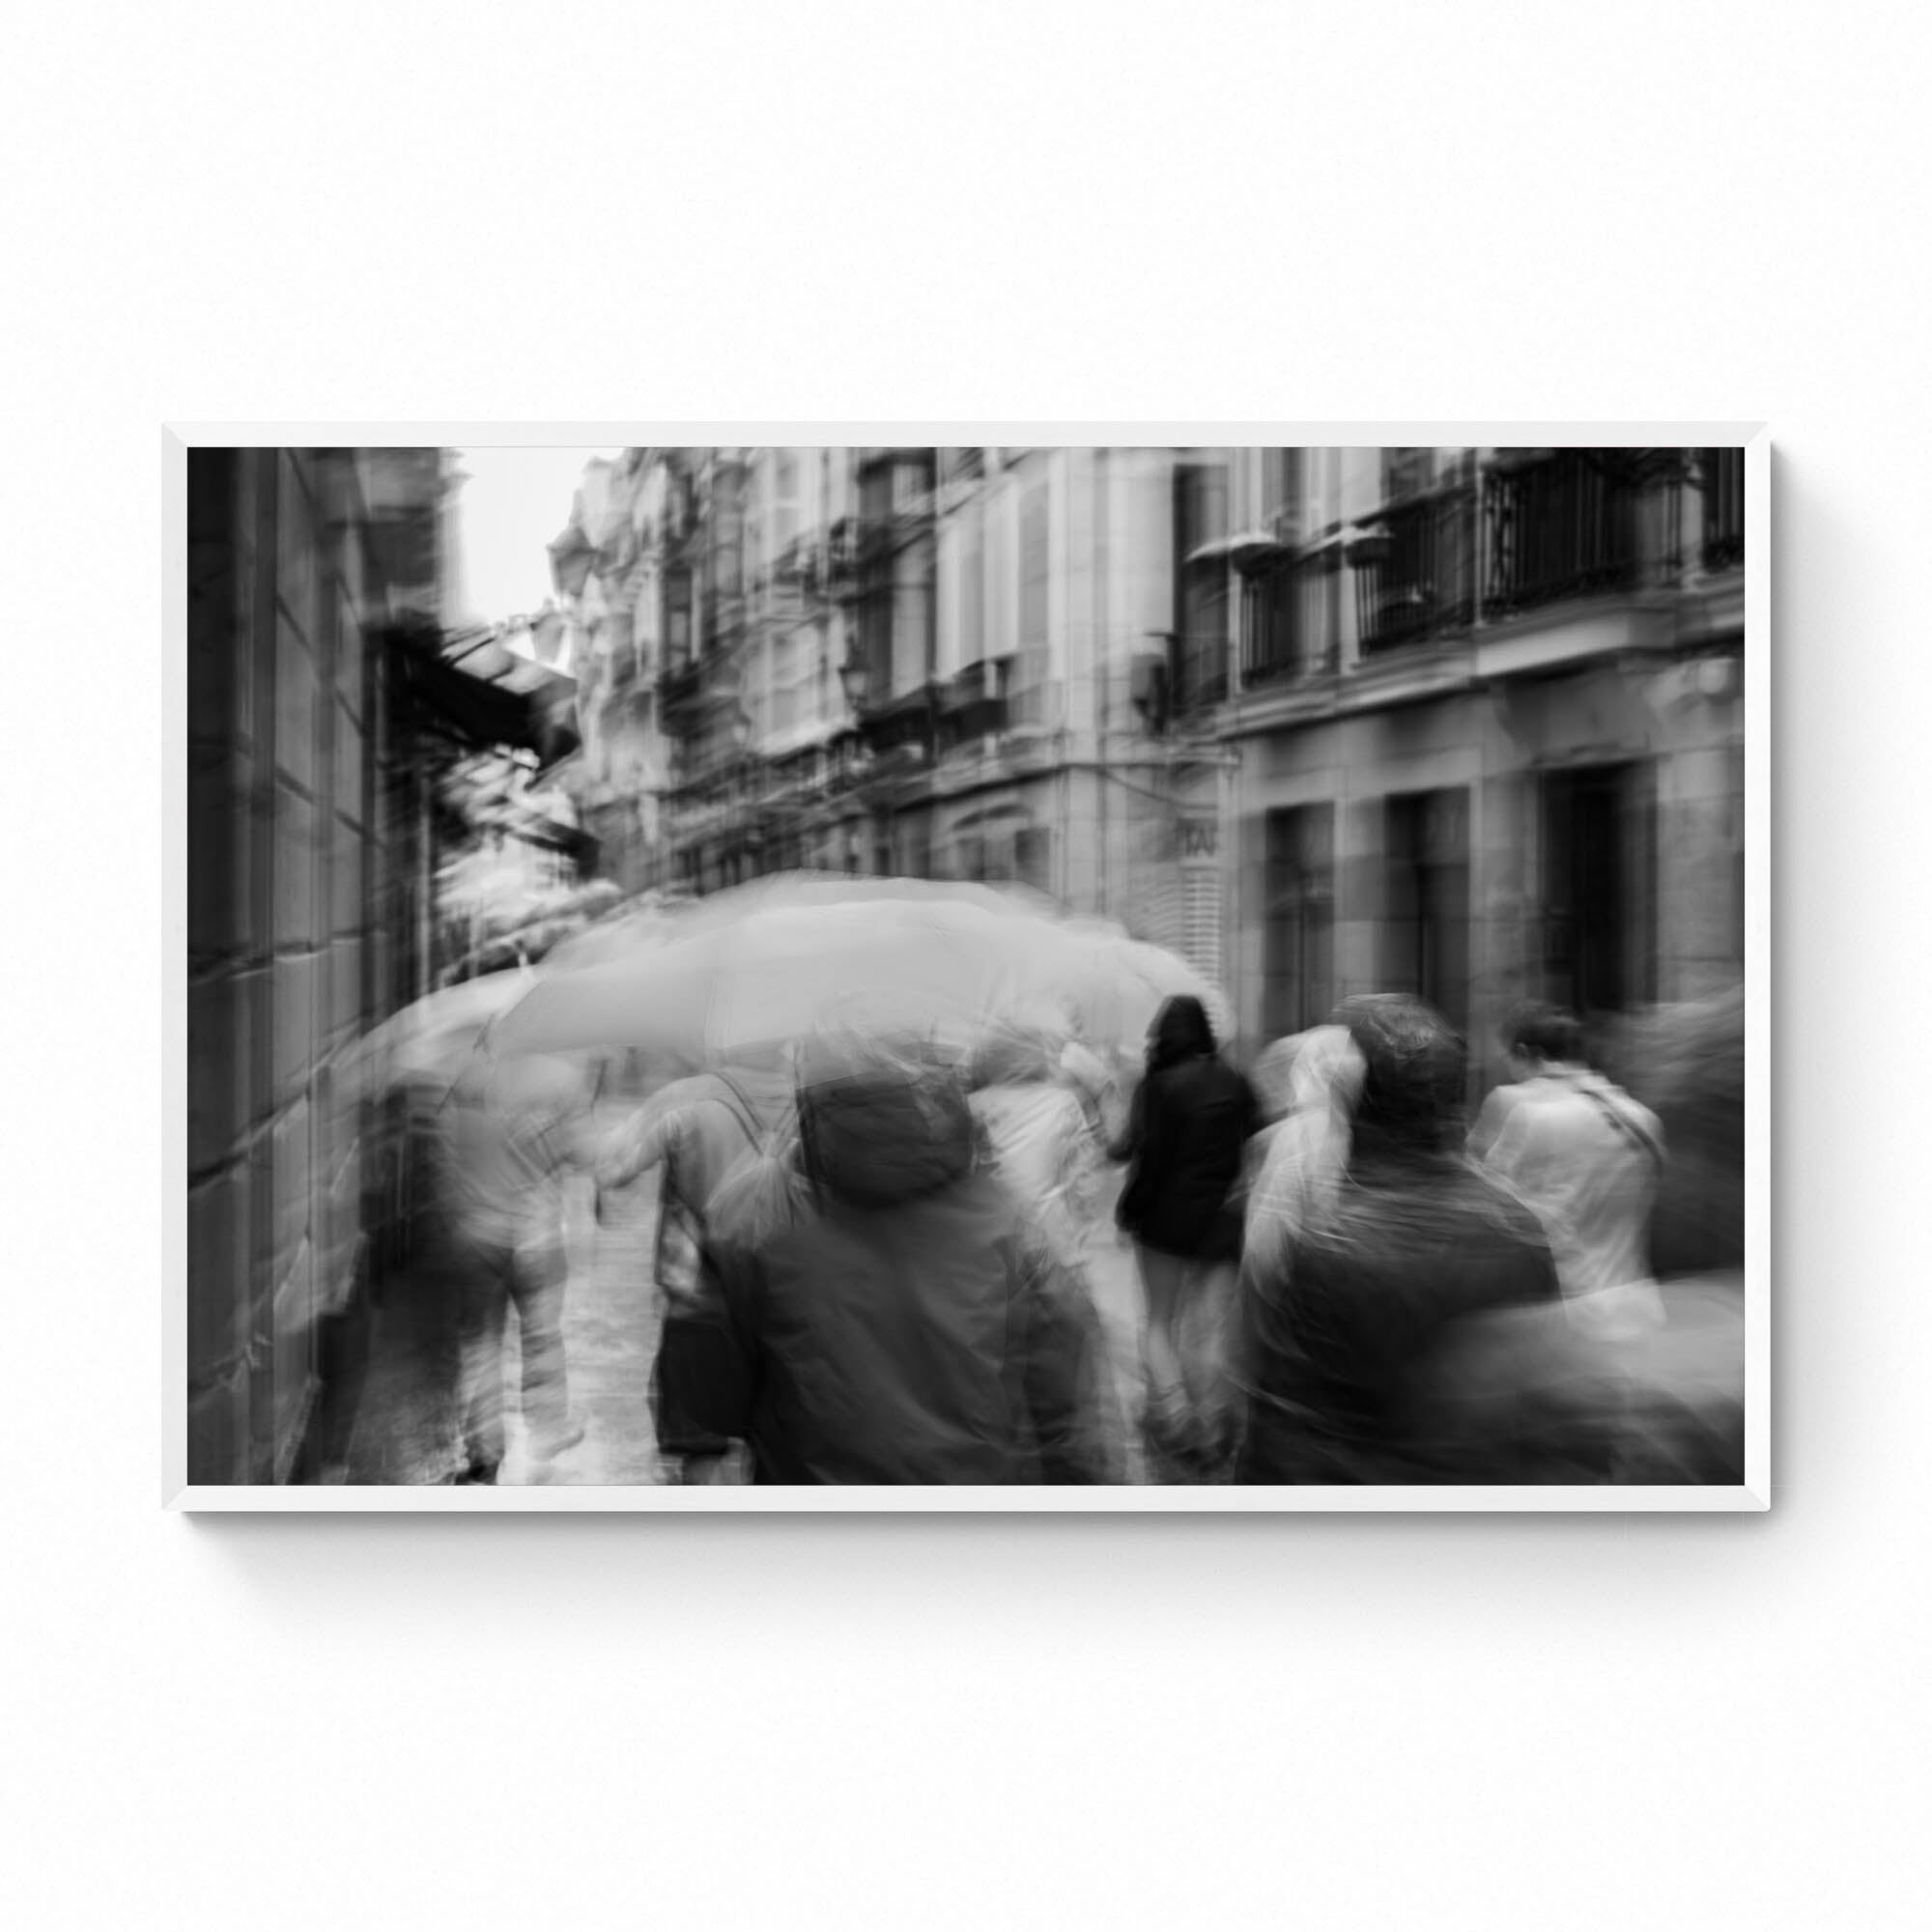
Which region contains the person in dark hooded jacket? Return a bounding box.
[659,1026,1120,1486]
[1110,995,1260,1470]
[1236,994,1561,1484]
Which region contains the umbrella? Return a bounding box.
[541,904,686,971]
[1073,934,1237,1063]
[491,894,1105,1068]
[352,971,534,1089]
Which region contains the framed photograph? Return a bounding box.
[168,426,1767,1511]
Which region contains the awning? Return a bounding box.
[393,634,540,754]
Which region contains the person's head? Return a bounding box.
[1502,1000,1585,1076]
[712,1024,975,1248]
[794,1024,976,1208]
[1332,993,1466,1159]
[1147,994,1216,1072]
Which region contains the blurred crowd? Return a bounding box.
[394,917,1744,1489]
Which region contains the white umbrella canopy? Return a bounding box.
[490,894,1106,1069]
[540,905,684,971]
[1069,934,1237,1067]
[350,970,535,1092]
[346,970,603,1110]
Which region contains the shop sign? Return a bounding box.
[1179,816,1219,864]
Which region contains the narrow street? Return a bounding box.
[341,1121,1163,1486]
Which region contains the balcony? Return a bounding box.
[1700,447,1746,571]
[825,519,863,603]
[934,660,1009,748]
[854,680,939,760]
[1352,486,1478,655]
[1241,551,1341,688]
[656,653,701,701]
[1482,449,1638,620]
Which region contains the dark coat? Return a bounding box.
[1236,1152,1561,1484]
[1113,1000,1259,1260]
[663,1047,1118,1486]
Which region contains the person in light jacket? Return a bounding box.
[1473,1002,1667,1342]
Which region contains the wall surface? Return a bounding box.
[14,7,1926,1932]
[185,450,435,1483]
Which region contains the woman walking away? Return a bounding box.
[1236,995,1561,1485]
[1110,994,1260,1476]
[659,1024,1120,1486]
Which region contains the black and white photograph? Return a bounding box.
[178,436,1762,1501]
[29,0,1932,1923]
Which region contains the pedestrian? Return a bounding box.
[1109,994,1260,1476]
[1235,995,1563,1485]
[438,1051,595,1485]
[968,1018,1111,1274]
[661,1025,1120,1485]
[595,1065,795,1484]
[1473,1001,1667,1342]
[1246,1032,1313,1175]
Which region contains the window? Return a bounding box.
[860,459,895,527]
[1542,764,1654,1018]
[900,817,932,880]
[770,448,799,557]
[665,569,693,658]
[1015,826,1051,895]
[1699,447,1746,570]
[1261,448,1302,539]
[1173,459,1231,710]
[1381,447,1435,504]
[1264,806,1336,1037]
[958,504,984,669]
[770,633,798,736]
[1384,788,1471,1037]
[1011,474,1050,724]
[1243,551,1339,687]
[709,464,744,602]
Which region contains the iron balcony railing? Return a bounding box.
[1353,486,1478,656]
[1241,551,1341,688]
[1482,449,1639,619]
[1700,447,1746,571]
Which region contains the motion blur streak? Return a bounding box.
[185,443,1747,1488]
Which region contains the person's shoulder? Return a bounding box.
[1453,1160,1557,1246]
[1476,1080,1528,1120]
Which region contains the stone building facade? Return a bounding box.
[1200,445,1747,1083]
[555,445,1216,963]
[541,443,1747,1083]
[185,447,443,1484]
